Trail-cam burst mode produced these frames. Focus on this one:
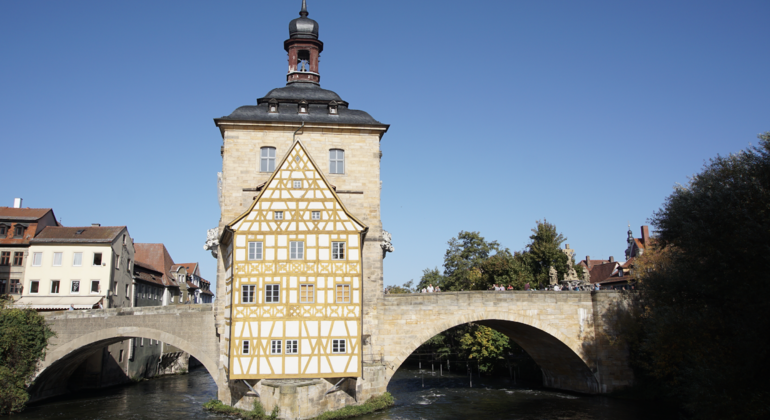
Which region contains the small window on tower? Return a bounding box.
[298,100,308,114]
[328,101,339,115]
[268,99,279,114]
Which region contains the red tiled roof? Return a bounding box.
[621,257,635,269]
[177,262,199,277]
[589,262,618,284]
[134,243,178,287]
[187,281,200,290]
[0,207,53,220]
[201,289,215,296]
[133,261,165,286]
[31,226,125,243]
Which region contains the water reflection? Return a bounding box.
[18,365,676,420]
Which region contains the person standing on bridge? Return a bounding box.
[525,282,530,291]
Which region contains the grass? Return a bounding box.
[202,393,395,420]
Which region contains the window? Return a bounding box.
[30,281,39,294]
[293,180,302,189]
[300,284,314,303]
[265,284,280,303]
[0,225,6,236]
[286,340,298,354]
[242,340,250,355]
[53,252,63,267]
[329,149,344,174]
[91,280,100,294]
[13,225,25,238]
[119,349,124,363]
[115,254,120,269]
[248,242,263,260]
[126,284,130,298]
[71,280,80,293]
[73,252,82,267]
[336,284,350,303]
[312,211,320,220]
[12,252,23,266]
[140,338,144,347]
[129,339,135,361]
[260,147,276,172]
[0,280,5,295]
[123,234,126,245]
[0,252,9,266]
[332,242,345,260]
[290,241,304,259]
[127,259,131,271]
[50,280,60,294]
[242,285,255,303]
[93,253,102,266]
[114,282,119,296]
[332,339,346,354]
[274,211,283,220]
[271,340,282,354]
[32,252,42,266]
[9,279,20,294]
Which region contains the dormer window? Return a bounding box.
[0,224,8,236]
[328,100,338,115]
[268,99,279,114]
[298,100,308,114]
[13,225,26,238]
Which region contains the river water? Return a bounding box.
[18,366,676,420]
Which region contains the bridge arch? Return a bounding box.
[382,309,600,394]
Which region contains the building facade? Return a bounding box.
[214,0,389,389]
[0,204,59,300]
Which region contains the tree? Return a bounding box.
[459,325,511,373]
[385,280,414,294]
[524,220,569,287]
[415,268,444,291]
[441,231,501,291]
[478,251,533,290]
[638,132,770,420]
[0,297,55,414]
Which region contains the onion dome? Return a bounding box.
[289,0,319,39]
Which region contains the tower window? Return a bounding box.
[329,149,344,174]
[297,50,310,72]
[260,147,276,172]
[328,101,338,115]
[268,99,279,114]
[298,100,308,114]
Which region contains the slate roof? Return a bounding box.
[31,226,125,243]
[216,84,387,126]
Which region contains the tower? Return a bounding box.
[212,0,389,406]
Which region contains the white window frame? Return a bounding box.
[293,180,302,189]
[29,280,39,294]
[265,284,280,303]
[50,280,60,294]
[290,241,304,260]
[312,211,320,220]
[271,340,282,355]
[300,284,314,303]
[329,149,345,174]
[332,339,346,354]
[248,242,263,260]
[32,252,42,267]
[73,252,82,267]
[93,253,102,266]
[286,340,299,354]
[53,252,63,267]
[242,285,255,303]
[242,340,250,355]
[336,284,350,303]
[275,211,283,220]
[260,147,276,172]
[332,242,345,260]
[71,280,80,294]
[90,280,100,294]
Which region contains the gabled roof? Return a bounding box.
[133,261,165,286]
[134,243,178,287]
[177,262,200,277]
[226,140,368,234]
[0,207,53,221]
[31,226,125,243]
[588,262,619,284]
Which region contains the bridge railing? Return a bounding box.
[39,303,214,319]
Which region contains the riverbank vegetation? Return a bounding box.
[0,296,55,415]
[202,393,394,420]
[618,133,770,420]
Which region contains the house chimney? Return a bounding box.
[13,198,22,208]
[641,225,650,247]
[585,256,590,269]
[609,256,615,263]
[92,223,101,227]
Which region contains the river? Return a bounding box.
[17,366,677,420]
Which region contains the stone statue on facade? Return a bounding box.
[204,228,219,258]
[381,230,394,258]
[549,266,558,285]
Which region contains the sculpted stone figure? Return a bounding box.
[381,230,394,258]
[549,266,558,285]
[204,228,219,258]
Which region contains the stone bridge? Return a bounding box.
[31,304,220,401]
[32,292,633,405]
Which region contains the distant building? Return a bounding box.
[0,202,59,300]
[134,243,183,305]
[177,262,214,303]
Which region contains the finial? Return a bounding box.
[300,0,308,17]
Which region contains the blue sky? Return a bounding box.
[1,0,768,290]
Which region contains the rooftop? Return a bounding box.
[31,226,125,243]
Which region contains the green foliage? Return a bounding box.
[385,280,414,294]
[251,400,266,417]
[0,297,55,415]
[634,132,770,420]
[416,267,444,291]
[312,393,394,420]
[459,325,511,373]
[441,231,501,291]
[202,399,276,420]
[479,251,533,290]
[524,220,569,287]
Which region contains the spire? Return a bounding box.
[300,0,308,18]
[627,223,634,245]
